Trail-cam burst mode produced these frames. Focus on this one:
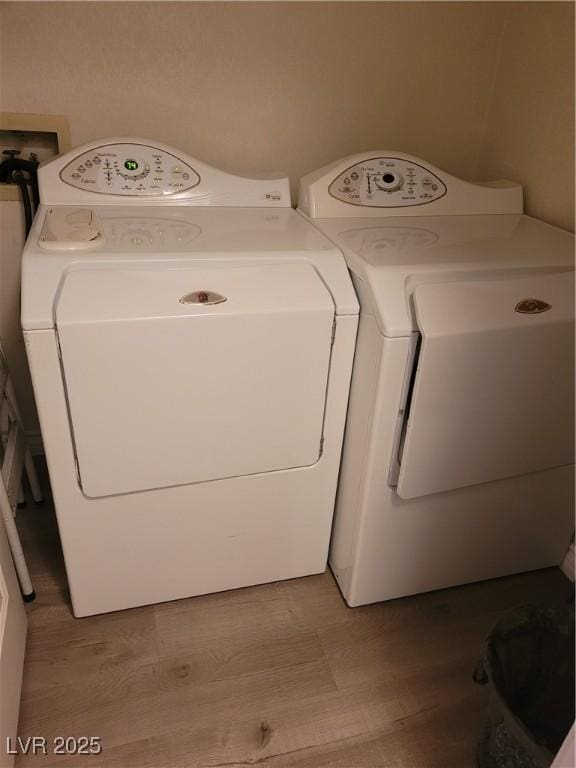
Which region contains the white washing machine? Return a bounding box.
[21,138,359,617]
[299,152,574,606]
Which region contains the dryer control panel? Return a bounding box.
[299,151,523,218]
[329,157,446,208]
[60,143,200,196]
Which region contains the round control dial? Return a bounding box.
[374,171,403,192]
[116,158,150,181]
[328,156,447,207]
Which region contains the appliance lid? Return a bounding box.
[21,207,358,331]
[308,214,575,337]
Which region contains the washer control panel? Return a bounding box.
[329,157,446,208]
[60,143,201,196]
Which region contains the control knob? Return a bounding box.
[374,171,403,192]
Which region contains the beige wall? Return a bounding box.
[0,1,573,433]
[477,1,575,232]
[1,2,507,189]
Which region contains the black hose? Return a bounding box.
[11,171,33,235]
[30,172,40,210]
[0,157,40,238]
[0,157,38,183]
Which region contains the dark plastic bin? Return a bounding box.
[473,604,575,768]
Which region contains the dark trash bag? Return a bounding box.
[473,604,575,768]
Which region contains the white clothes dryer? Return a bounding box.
[299,152,574,607]
[21,138,359,616]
